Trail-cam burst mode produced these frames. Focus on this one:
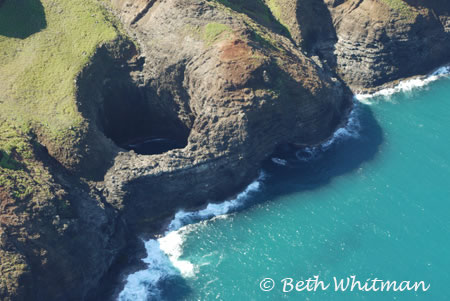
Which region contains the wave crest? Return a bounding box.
[355,65,450,103]
[118,172,266,301]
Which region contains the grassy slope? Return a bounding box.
[0,0,120,191]
[0,0,121,296]
[380,0,418,19]
[0,0,118,151]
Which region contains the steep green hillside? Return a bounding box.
[0,1,121,298]
[0,0,120,194]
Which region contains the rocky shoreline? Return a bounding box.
[1,0,450,300]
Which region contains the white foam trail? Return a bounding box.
[322,103,361,149]
[295,147,319,162]
[294,65,450,161]
[292,102,361,163]
[167,174,265,231]
[271,157,288,166]
[118,240,176,301]
[159,230,196,278]
[265,99,362,165]
[355,65,450,103]
[431,65,450,76]
[118,172,266,301]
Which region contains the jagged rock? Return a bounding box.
[324,0,450,90]
[101,0,351,231]
[255,0,450,91]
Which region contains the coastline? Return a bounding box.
[354,64,450,102]
[116,98,361,300]
[116,62,450,300]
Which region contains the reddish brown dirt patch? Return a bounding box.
[220,39,252,61]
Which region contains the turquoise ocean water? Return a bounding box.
[119,68,450,301]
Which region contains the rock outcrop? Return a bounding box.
[324,0,450,90]
[259,0,450,91]
[0,141,126,301]
[100,0,351,231]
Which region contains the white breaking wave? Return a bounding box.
[321,103,361,149]
[118,172,266,301]
[166,175,265,232]
[295,147,319,162]
[293,101,361,163]
[117,240,176,301]
[355,65,450,103]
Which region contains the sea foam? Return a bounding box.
[118,172,266,301]
[291,101,361,163]
[355,65,450,104]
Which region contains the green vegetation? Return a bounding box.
[249,30,277,50]
[0,150,20,170]
[210,0,291,38]
[0,120,50,200]
[182,22,232,46]
[0,0,121,200]
[264,0,292,37]
[381,0,418,19]
[265,0,282,23]
[206,0,285,51]
[0,0,119,159]
[203,22,232,44]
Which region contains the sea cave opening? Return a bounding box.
[98,82,189,155]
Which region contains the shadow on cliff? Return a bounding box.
[0,0,47,39]
[216,0,292,39]
[404,0,450,13]
[261,103,383,199]
[295,0,337,55]
[75,42,191,181]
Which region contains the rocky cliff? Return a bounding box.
[262,0,450,91]
[325,0,450,90]
[1,0,450,300]
[101,0,350,233]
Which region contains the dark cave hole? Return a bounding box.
[99,83,188,155]
[123,137,185,155]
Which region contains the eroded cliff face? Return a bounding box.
[325,0,450,90]
[261,0,450,91]
[99,0,351,232]
[0,141,126,301]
